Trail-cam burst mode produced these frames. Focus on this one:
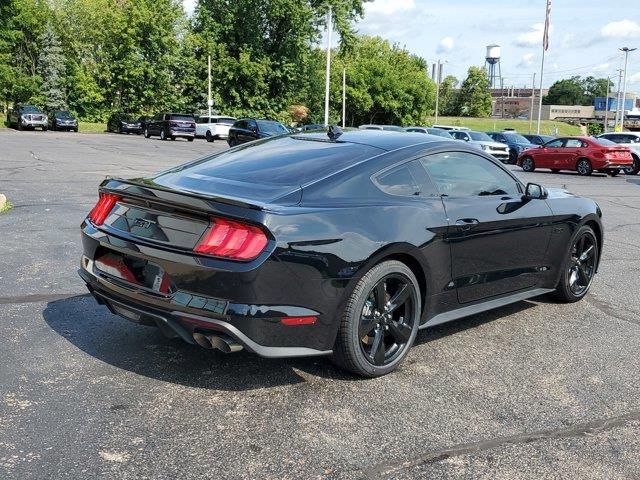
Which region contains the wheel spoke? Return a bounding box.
[370,329,386,365]
[359,316,377,338]
[388,320,412,344]
[576,236,585,256]
[387,284,410,312]
[374,281,387,310]
[580,245,594,262]
[577,266,589,285]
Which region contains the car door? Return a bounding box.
[245,119,258,142]
[560,138,586,169]
[536,138,564,168]
[421,151,553,304]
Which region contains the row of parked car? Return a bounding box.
[360,124,640,177]
[6,105,79,131]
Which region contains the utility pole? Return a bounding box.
[342,68,346,128]
[500,77,505,118]
[604,75,610,133]
[434,60,443,124]
[619,47,637,132]
[323,6,332,127]
[614,67,623,130]
[529,72,536,133]
[207,55,212,118]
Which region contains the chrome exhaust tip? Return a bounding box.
[192,333,243,353]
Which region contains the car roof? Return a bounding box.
[297,130,449,151]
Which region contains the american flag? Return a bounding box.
[543,0,552,51]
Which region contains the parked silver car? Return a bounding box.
[7,105,48,131]
[597,132,640,175]
[405,127,454,139]
[449,130,510,163]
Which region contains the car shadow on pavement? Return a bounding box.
[43,294,538,390]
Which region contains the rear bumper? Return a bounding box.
[78,225,339,357]
[170,129,195,138]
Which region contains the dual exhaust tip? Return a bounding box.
[193,332,243,353]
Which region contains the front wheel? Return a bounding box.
[521,156,535,172]
[144,128,150,138]
[552,225,598,303]
[624,157,640,176]
[160,130,167,141]
[331,260,421,377]
[205,131,214,143]
[576,158,593,176]
[187,137,194,142]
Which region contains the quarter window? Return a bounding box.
[421,152,521,197]
[374,161,437,197]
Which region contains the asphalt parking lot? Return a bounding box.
[1,129,640,479]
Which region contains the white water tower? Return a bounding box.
[485,44,502,89]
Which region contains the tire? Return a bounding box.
[205,131,213,143]
[17,123,22,131]
[187,137,194,142]
[576,158,592,176]
[42,126,47,131]
[144,128,150,138]
[170,136,175,141]
[331,260,421,377]
[551,169,560,173]
[509,149,517,164]
[228,138,237,147]
[118,125,123,134]
[521,156,535,172]
[160,129,167,141]
[624,156,640,176]
[608,169,620,177]
[551,225,598,303]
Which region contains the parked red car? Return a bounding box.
[517,136,633,176]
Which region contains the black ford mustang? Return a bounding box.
[79,130,602,377]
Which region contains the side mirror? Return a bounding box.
[523,182,547,200]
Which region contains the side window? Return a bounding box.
[235,120,246,129]
[565,139,583,148]
[374,160,437,197]
[421,152,521,198]
[247,120,257,131]
[451,132,464,140]
[545,139,564,148]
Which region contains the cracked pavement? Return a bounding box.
[1,130,639,479]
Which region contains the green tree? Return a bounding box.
[37,23,67,111]
[455,66,492,117]
[438,75,458,116]
[543,76,611,106]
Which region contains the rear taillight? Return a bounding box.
[88,192,121,225]
[194,218,268,261]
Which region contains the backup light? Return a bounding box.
[195,218,268,261]
[88,192,121,226]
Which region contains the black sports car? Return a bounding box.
[79,130,602,377]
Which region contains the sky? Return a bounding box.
[183,0,640,93]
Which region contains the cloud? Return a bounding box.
[592,62,610,73]
[366,0,415,15]
[517,53,535,68]
[436,36,455,54]
[515,23,550,47]
[600,20,640,39]
[628,72,640,83]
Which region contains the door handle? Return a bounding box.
[455,218,479,231]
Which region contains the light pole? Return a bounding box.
[342,67,346,128]
[529,72,536,133]
[619,47,637,131]
[323,6,332,127]
[433,60,445,124]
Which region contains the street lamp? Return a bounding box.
[619,47,637,131]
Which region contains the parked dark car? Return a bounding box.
[49,110,78,132]
[486,131,537,164]
[518,136,633,176]
[144,113,196,141]
[137,115,152,132]
[107,113,142,134]
[522,134,555,146]
[7,105,48,130]
[79,130,603,377]
[227,118,289,146]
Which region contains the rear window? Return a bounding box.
[504,133,530,143]
[22,106,41,113]
[153,136,383,186]
[469,132,492,141]
[169,114,194,121]
[257,120,288,134]
[592,137,616,146]
[217,117,236,125]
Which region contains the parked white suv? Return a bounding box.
[449,130,511,163]
[195,115,236,142]
[597,133,640,175]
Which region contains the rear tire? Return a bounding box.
[551,225,598,303]
[187,137,194,142]
[576,158,592,176]
[331,260,421,377]
[521,156,535,172]
[144,128,150,138]
[205,131,214,143]
[624,156,640,175]
[160,130,167,141]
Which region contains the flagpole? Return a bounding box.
[536,0,550,135]
[323,6,332,127]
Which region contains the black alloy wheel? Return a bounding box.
[332,260,420,377]
[552,226,598,303]
[521,156,535,172]
[624,157,640,175]
[576,158,592,176]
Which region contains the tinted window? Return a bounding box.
[469,132,493,141]
[450,131,468,140]
[374,160,436,197]
[154,136,383,187]
[257,120,288,134]
[427,128,453,138]
[422,152,520,197]
[592,137,616,146]
[545,139,564,148]
[503,133,530,143]
[218,117,236,125]
[21,106,41,113]
[234,120,247,129]
[197,116,210,124]
[169,114,194,121]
